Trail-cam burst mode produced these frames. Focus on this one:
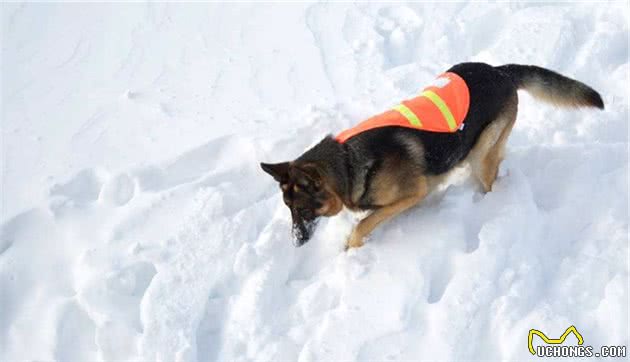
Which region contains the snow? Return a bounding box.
[1,2,628,361]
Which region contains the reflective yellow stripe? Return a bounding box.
[422,90,457,131]
[392,104,422,127]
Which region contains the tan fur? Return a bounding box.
[525,83,597,108]
[467,95,518,192]
[368,160,404,206]
[318,183,344,216]
[347,97,519,248]
[347,176,429,249]
[263,64,603,249]
[370,154,426,205]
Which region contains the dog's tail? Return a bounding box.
[497,64,604,109]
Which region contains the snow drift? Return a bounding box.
[1,2,628,361]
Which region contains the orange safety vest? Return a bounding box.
[336,72,470,143]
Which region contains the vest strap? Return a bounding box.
[421,90,457,131]
[334,72,470,143]
[392,104,422,127]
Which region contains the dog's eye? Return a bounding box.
[301,180,321,193]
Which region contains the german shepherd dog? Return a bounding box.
[261,63,604,249]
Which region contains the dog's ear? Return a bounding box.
[260,162,290,183]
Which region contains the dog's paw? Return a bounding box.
[345,231,365,251]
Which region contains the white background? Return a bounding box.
[1,2,628,361]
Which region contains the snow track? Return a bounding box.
[1,2,628,361]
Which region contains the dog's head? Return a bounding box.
[260,161,343,246]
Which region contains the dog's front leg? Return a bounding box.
[346,177,428,249]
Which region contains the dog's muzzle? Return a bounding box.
[291,217,318,247]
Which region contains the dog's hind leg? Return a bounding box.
[346,176,429,249]
[468,95,518,192]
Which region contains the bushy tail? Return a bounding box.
[497,64,604,109]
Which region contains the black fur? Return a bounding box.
[261,62,604,245]
[297,63,517,208]
[497,64,604,109]
[345,63,515,176]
